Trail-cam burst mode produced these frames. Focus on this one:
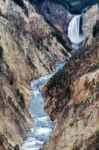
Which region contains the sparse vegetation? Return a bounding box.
[30,0,99,14]
[48,0,99,14]
[0,46,3,61]
[52,31,71,52]
[13,0,25,9]
[96,81,99,89]
[16,89,25,108]
[0,134,4,144]
[14,144,20,150]
[86,130,99,150]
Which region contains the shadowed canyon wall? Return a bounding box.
[0,0,70,148]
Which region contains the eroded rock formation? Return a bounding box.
[0,0,70,149]
[0,0,99,149]
[42,24,99,150]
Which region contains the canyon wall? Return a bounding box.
[42,22,99,150]
[0,0,70,149]
[0,0,99,149]
[40,2,98,48]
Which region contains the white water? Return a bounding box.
[21,15,84,150]
[68,15,85,48]
[21,62,65,150]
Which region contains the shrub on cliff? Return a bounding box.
[0,46,3,61]
[16,89,25,109]
[14,144,19,150]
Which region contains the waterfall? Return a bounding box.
[20,15,85,150]
[68,15,85,48]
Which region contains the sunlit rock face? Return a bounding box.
[0,0,70,149]
[83,4,99,45]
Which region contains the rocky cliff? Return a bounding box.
[0,0,70,149]
[37,1,99,48]
[42,22,99,150]
[0,0,99,149]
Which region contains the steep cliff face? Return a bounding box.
[31,0,99,14]
[83,4,99,45]
[40,1,72,48]
[0,0,70,149]
[42,25,99,150]
[0,0,99,149]
[43,0,99,14]
[39,2,98,48]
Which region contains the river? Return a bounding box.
[21,62,65,150]
[21,14,85,150]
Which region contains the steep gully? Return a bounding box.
[21,15,85,150]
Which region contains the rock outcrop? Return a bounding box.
[42,24,99,150]
[44,0,99,14]
[40,1,72,48]
[83,4,99,45]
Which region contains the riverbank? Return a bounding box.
[21,62,65,150]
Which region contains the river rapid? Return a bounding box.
[21,14,85,150]
[21,62,65,150]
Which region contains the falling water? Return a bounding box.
[21,14,85,150]
[68,15,85,48]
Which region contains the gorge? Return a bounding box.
[0,0,99,150]
[21,14,85,150]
